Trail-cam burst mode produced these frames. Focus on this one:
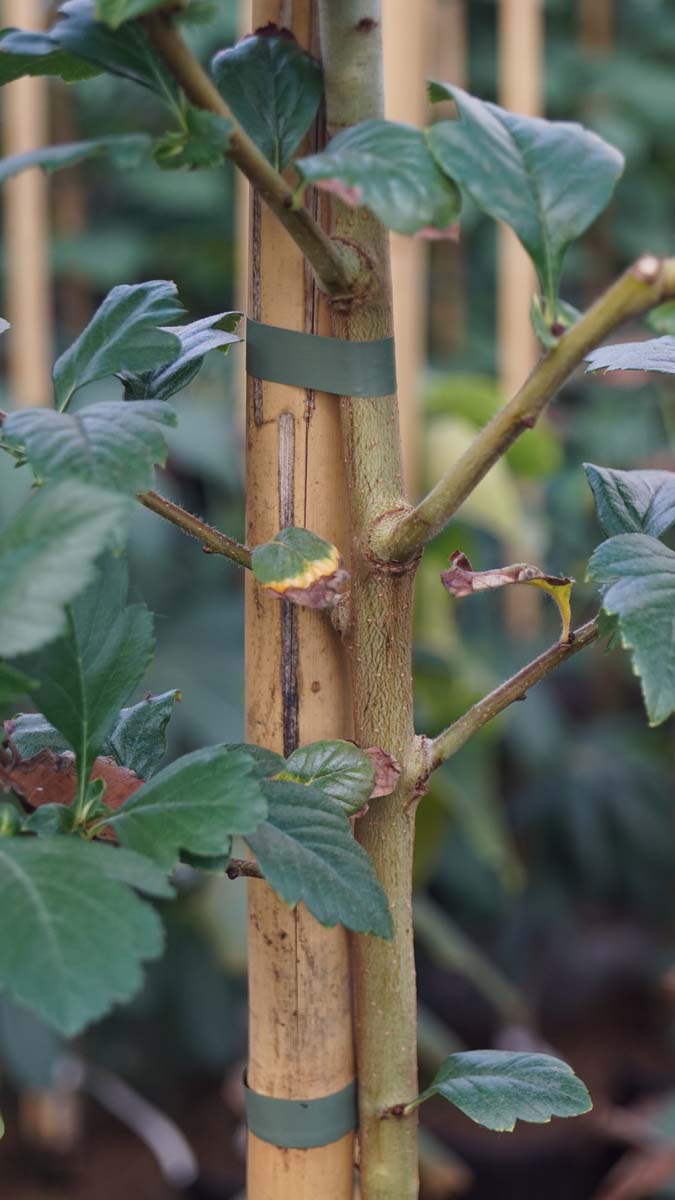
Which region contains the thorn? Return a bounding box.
[515,692,528,702]
[202,545,214,554]
[521,415,536,429]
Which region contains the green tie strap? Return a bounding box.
[244,1076,357,1149]
[246,317,397,397]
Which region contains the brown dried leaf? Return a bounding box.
[1,749,142,812]
[364,746,401,798]
[441,550,574,642]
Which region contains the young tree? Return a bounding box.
[0,4,674,1199]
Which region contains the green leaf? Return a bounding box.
[153,108,232,171]
[17,557,154,786]
[277,740,375,816]
[587,533,675,726]
[296,120,461,237]
[584,464,675,538]
[427,83,624,304]
[0,482,129,658]
[4,401,176,494]
[0,134,152,187]
[247,780,393,938]
[104,689,179,778]
[586,336,675,374]
[0,837,169,1035]
[10,689,179,779]
[647,301,675,336]
[95,0,172,28]
[23,804,77,836]
[212,28,323,171]
[224,742,286,777]
[0,28,100,84]
[105,745,268,868]
[411,1050,591,1132]
[53,280,185,410]
[54,0,178,98]
[120,311,240,400]
[251,526,347,608]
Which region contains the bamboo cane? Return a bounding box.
[245,3,355,1198]
[497,0,542,399]
[383,0,430,496]
[1,0,53,408]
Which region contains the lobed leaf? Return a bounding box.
[4,401,176,494]
[120,311,241,401]
[17,557,154,786]
[212,26,323,171]
[0,28,100,84]
[427,83,623,306]
[0,482,129,658]
[587,534,675,726]
[0,134,151,187]
[0,837,169,1035]
[296,119,461,237]
[53,280,185,410]
[105,745,267,868]
[584,464,675,539]
[248,779,393,938]
[586,335,675,375]
[276,740,375,816]
[413,1050,591,1132]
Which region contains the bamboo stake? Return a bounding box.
[245,4,355,1198]
[1,0,53,408]
[383,0,430,496]
[497,0,542,400]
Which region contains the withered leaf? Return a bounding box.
[252,526,349,609]
[1,748,142,813]
[441,550,574,642]
[364,746,401,798]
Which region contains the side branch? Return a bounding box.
[378,254,675,562]
[426,618,599,773]
[143,13,367,300]
[139,490,252,569]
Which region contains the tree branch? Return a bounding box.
[426,618,599,773]
[143,12,368,300]
[376,254,675,562]
[138,489,252,569]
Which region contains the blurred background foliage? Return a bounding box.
[0,0,674,1197]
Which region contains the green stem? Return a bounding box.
[318,4,420,1198]
[377,254,675,562]
[143,12,368,300]
[426,618,599,772]
[138,490,252,568]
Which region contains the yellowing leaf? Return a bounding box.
[442,551,574,642]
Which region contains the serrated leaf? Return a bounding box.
[247,780,393,938]
[53,280,185,410]
[17,557,154,787]
[212,27,322,171]
[54,0,178,97]
[0,134,151,187]
[586,336,675,375]
[153,108,232,171]
[4,400,176,494]
[276,740,375,816]
[587,533,675,725]
[251,526,348,609]
[0,837,168,1035]
[0,482,129,658]
[427,83,623,304]
[647,301,675,336]
[412,1051,591,1132]
[120,311,240,401]
[584,464,675,538]
[0,28,100,84]
[95,0,171,28]
[296,120,461,237]
[104,745,267,868]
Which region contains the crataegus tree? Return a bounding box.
[0,4,674,1199]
